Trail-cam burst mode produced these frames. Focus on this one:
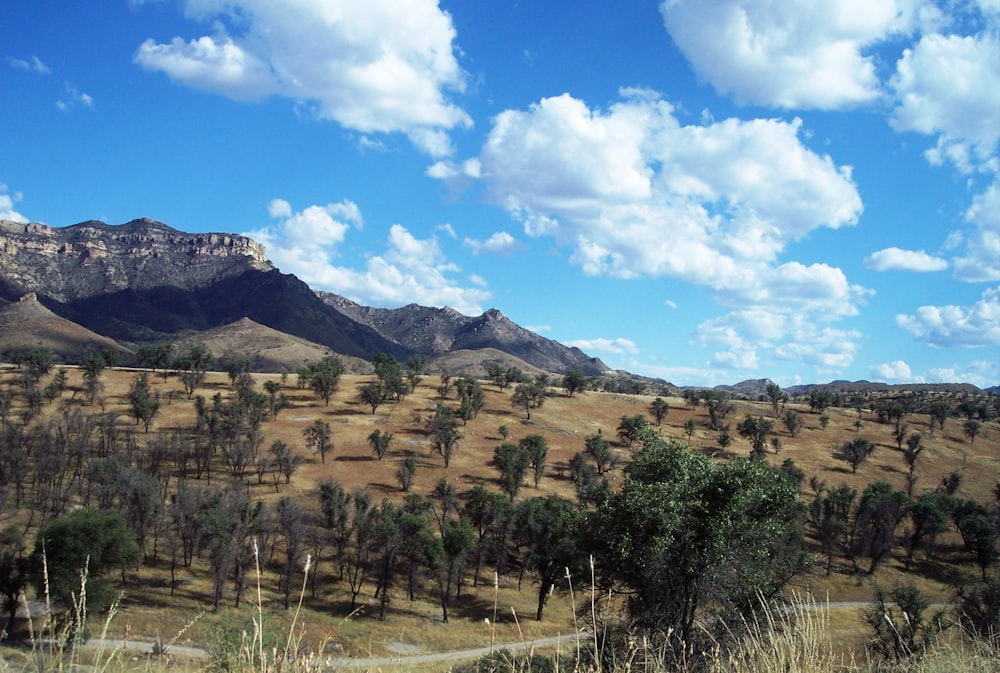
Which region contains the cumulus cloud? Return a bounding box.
[56,84,94,111]
[659,0,915,109]
[864,247,948,272]
[463,231,520,255]
[0,184,28,223]
[870,360,914,381]
[135,0,471,156]
[896,286,1000,347]
[453,89,866,371]
[891,32,1000,165]
[244,199,489,314]
[954,178,1000,281]
[566,337,639,355]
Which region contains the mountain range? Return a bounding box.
[1,218,995,395]
[0,218,609,377]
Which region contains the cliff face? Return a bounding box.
[0,218,272,302]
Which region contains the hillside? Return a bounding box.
[0,363,996,663]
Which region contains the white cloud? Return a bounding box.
[7,55,51,74]
[927,359,996,387]
[458,89,866,371]
[135,0,471,156]
[463,231,520,255]
[896,286,1000,347]
[56,84,94,111]
[525,324,551,334]
[566,337,639,355]
[244,200,489,314]
[891,32,1000,164]
[863,246,948,272]
[870,360,914,381]
[0,185,28,223]
[659,0,915,109]
[954,178,1000,281]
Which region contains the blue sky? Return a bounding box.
[2,0,998,388]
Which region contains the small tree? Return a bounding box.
[368,429,393,461]
[127,372,160,432]
[520,434,549,488]
[493,443,530,501]
[782,409,804,437]
[358,381,387,414]
[616,414,649,448]
[305,355,345,406]
[427,405,461,467]
[648,397,670,426]
[174,345,213,399]
[562,370,587,398]
[737,415,774,459]
[964,418,982,445]
[303,419,334,463]
[397,455,418,492]
[584,432,615,475]
[511,382,546,420]
[837,437,875,473]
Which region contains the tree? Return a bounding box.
[587,434,806,658]
[304,356,345,406]
[455,377,485,423]
[782,409,804,437]
[648,397,670,426]
[358,381,387,414]
[511,382,546,420]
[373,353,407,401]
[397,455,418,492]
[368,429,393,461]
[303,419,334,463]
[0,526,29,637]
[174,345,213,399]
[616,414,649,448]
[562,370,587,398]
[964,418,982,445]
[736,415,774,459]
[464,486,513,587]
[904,491,955,569]
[514,496,582,621]
[837,437,875,474]
[127,372,160,432]
[81,349,108,404]
[684,419,697,443]
[493,443,530,501]
[765,381,786,418]
[808,390,836,414]
[484,362,510,392]
[583,431,615,475]
[520,434,548,488]
[427,405,462,467]
[807,484,856,574]
[31,509,141,613]
[850,481,908,574]
[135,343,174,380]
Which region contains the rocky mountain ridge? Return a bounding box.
[0,218,607,375]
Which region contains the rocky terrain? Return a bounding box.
[0,218,607,375]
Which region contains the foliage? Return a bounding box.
[31,508,141,612]
[302,355,345,406]
[837,437,875,473]
[493,442,530,501]
[428,404,462,467]
[511,381,546,420]
[864,580,945,662]
[302,418,333,463]
[648,397,670,426]
[615,414,648,448]
[586,433,806,658]
[736,415,774,459]
[562,370,587,398]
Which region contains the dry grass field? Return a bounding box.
[0,362,997,665]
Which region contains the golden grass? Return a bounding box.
[1,362,997,667]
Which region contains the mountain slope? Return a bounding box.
[0,293,128,360]
[320,294,608,376]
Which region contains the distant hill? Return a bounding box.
[320,294,609,376]
[0,292,128,362]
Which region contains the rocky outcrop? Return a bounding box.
[0,218,271,303]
